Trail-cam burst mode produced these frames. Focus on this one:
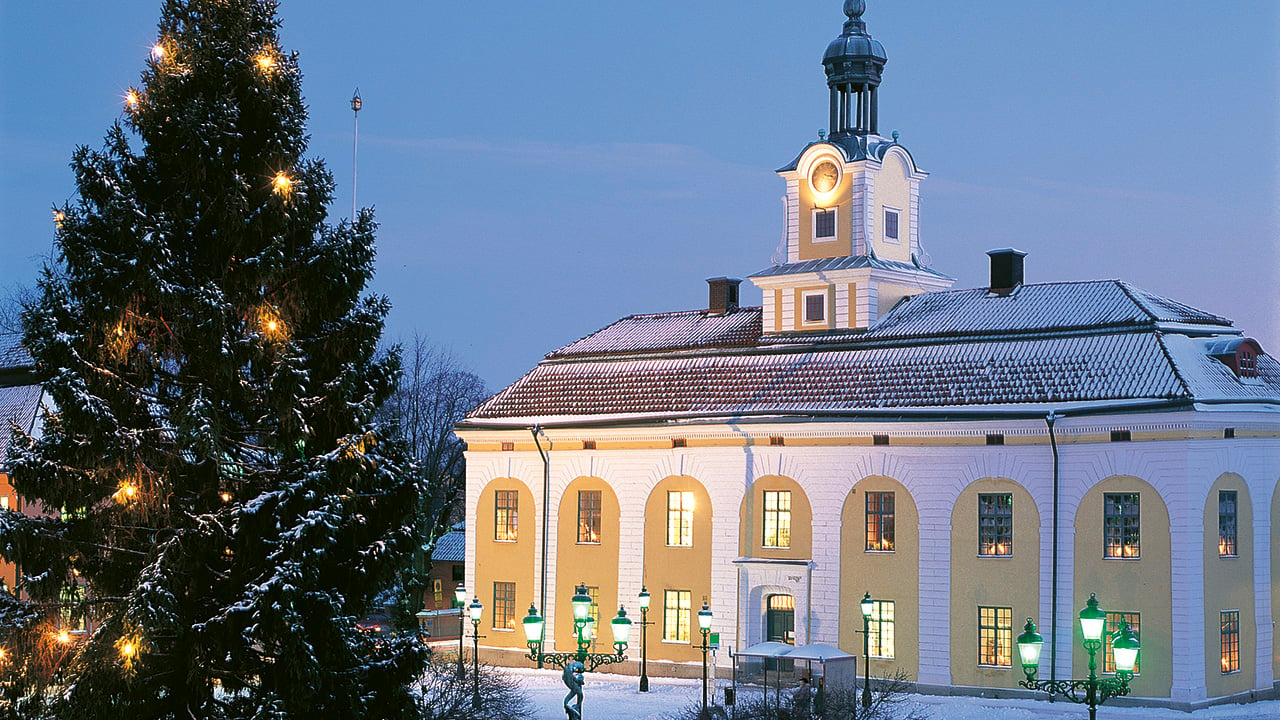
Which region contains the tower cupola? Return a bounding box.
[823,0,887,136]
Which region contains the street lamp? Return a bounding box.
[455,585,467,681]
[860,592,874,710]
[469,597,483,710]
[697,602,713,713]
[524,583,633,719]
[638,586,651,692]
[1016,593,1140,720]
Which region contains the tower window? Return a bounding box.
[813,208,837,241]
[883,208,900,243]
[803,291,826,323]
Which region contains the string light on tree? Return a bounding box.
[125,89,140,110]
[271,171,293,197]
[113,480,138,504]
[55,630,72,645]
[53,210,65,229]
[151,42,166,62]
[255,50,277,73]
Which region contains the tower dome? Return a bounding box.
[823,0,887,136]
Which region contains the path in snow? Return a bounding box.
[507,667,1278,720]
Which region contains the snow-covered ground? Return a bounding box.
[508,667,1278,720]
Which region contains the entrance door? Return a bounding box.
[766,594,795,672]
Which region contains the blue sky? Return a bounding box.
[2,1,1277,391]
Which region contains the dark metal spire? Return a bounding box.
[823,0,887,137]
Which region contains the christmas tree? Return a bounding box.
[0,0,426,716]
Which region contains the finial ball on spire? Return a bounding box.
[845,0,866,20]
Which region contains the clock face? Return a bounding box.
[810,160,840,194]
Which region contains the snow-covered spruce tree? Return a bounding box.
[0,1,426,716]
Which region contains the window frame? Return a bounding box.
[762,490,792,549]
[577,489,602,545]
[802,290,827,325]
[812,207,838,243]
[1103,492,1140,559]
[1103,611,1141,674]
[1220,610,1240,674]
[977,493,1013,557]
[883,207,901,243]
[666,491,694,547]
[662,589,692,643]
[868,599,895,659]
[977,606,1013,667]
[865,491,895,552]
[494,489,519,542]
[1218,490,1238,557]
[492,581,516,631]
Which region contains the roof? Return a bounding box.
[431,530,465,563]
[464,280,1279,426]
[0,334,41,466]
[750,254,951,281]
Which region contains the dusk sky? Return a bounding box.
[2,1,1277,392]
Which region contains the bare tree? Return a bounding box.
[377,334,488,622]
[0,283,37,334]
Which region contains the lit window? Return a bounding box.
[978,493,1013,557]
[804,292,826,323]
[0,496,7,510]
[578,490,601,544]
[1220,610,1239,674]
[1218,490,1237,557]
[869,600,895,658]
[883,208,899,242]
[762,490,792,549]
[494,490,518,541]
[814,208,837,240]
[865,492,895,552]
[663,589,691,642]
[60,584,86,633]
[1104,612,1141,674]
[978,606,1012,667]
[667,491,694,547]
[1103,493,1140,558]
[492,582,516,631]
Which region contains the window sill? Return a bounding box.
[1221,669,1240,676]
[493,539,518,544]
[976,664,1011,670]
[666,544,694,549]
[864,549,896,554]
[1103,555,1141,561]
[490,628,514,633]
[977,554,1013,559]
[1218,554,1239,559]
[661,639,692,645]
[576,542,602,546]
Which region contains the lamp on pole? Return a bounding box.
[638,586,652,692]
[859,592,874,710]
[524,583,633,719]
[698,602,713,713]
[1016,593,1140,720]
[454,585,468,680]
[469,597,484,710]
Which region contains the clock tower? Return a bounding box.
[750,0,952,333]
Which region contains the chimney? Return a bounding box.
[986,249,1026,293]
[706,277,741,314]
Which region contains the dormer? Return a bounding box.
[1208,337,1265,379]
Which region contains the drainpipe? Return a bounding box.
[1044,411,1061,690]
[532,425,550,664]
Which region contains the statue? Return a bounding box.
[562,660,585,720]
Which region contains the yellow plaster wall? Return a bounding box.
[474,478,537,650]
[738,475,813,560]
[1202,474,1255,697]
[555,477,621,653]
[872,153,912,264]
[643,475,713,664]
[797,163,853,261]
[877,282,923,319]
[1073,476,1172,698]
[949,478,1041,688]
[840,477,919,679]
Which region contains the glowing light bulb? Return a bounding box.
[220,491,232,503]
[151,43,166,62]
[120,641,136,659]
[56,630,72,644]
[53,210,65,229]
[272,172,292,196]
[255,53,276,72]
[266,319,279,332]
[125,89,140,109]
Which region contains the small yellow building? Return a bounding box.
[458,3,1279,710]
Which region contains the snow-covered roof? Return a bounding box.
[464,281,1278,426]
[0,333,41,467]
[750,254,951,281]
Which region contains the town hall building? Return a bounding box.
[457,1,1279,708]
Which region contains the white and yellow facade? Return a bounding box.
[458,2,1280,710]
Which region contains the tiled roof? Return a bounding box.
[431,531,465,563]
[548,308,762,359]
[0,333,32,373]
[0,384,42,465]
[465,280,1278,424]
